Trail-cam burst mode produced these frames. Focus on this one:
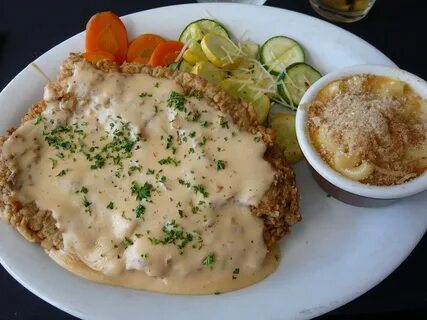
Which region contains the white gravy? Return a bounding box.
[2,60,278,294]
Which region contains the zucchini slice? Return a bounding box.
[270,113,302,163]
[260,36,305,75]
[220,78,271,124]
[179,19,229,43]
[277,63,322,106]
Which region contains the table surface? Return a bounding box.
[0,0,426,319]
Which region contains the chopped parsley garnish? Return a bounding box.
[56,169,69,177]
[232,268,240,279]
[106,201,114,209]
[83,196,91,207]
[215,160,225,170]
[131,181,154,201]
[194,231,204,249]
[157,175,166,184]
[34,115,43,125]
[253,136,261,143]
[44,120,138,172]
[178,209,184,218]
[123,237,134,248]
[167,91,187,112]
[139,92,152,98]
[91,122,138,169]
[200,120,210,127]
[193,184,209,198]
[128,165,142,176]
[191,204,200,214]
[165,135,174,149]
[146,168,155,175]
[198,136,207,146]
[219,116,229,129]
[135,204,146,219]
[177,178,191,188]
[187,110,201,122]
[190,91,204,100]
[80,186,88,194]
[202,253,215,266]
[83,196,92,215]
[158,156,180,166]
[188,148,195,154]
[189,131,196,138]
[90,154,106,169]
[148,220,194,255]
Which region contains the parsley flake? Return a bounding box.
[123,237,134,248]
[56,169,69,177]
[200,120,210,127]
[198,136,207,146]
[135,204,146,219]
[202,253,215,266]
[148,220,194,255]
[193,184,209,198]
[215,160,225,170]
[167,91,187,112]
[232,268,240,279]
[139,92,152,98]
[131,181,154,201]
[158,156,180,166]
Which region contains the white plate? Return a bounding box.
[0,3,425,320]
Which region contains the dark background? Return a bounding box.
[0,0,426,319]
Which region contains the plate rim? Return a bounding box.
[0,3,424,320]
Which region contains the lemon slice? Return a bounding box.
[201,33,240,69]
[270,114,302,163]
[220,78,270,124]
[183,40,208,65]
[191,61,227,84]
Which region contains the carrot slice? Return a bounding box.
[83,50,116,63]
[148,41,184,67]
[127,34,166,64]
[86,11,128,64]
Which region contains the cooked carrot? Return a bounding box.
[127,34,166,64]
[83,50,116,63]
[148,41,184,67]
[86,11,128,64]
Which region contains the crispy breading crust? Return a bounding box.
[0,54,300,252]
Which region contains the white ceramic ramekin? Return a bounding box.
[296,65,427,207]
